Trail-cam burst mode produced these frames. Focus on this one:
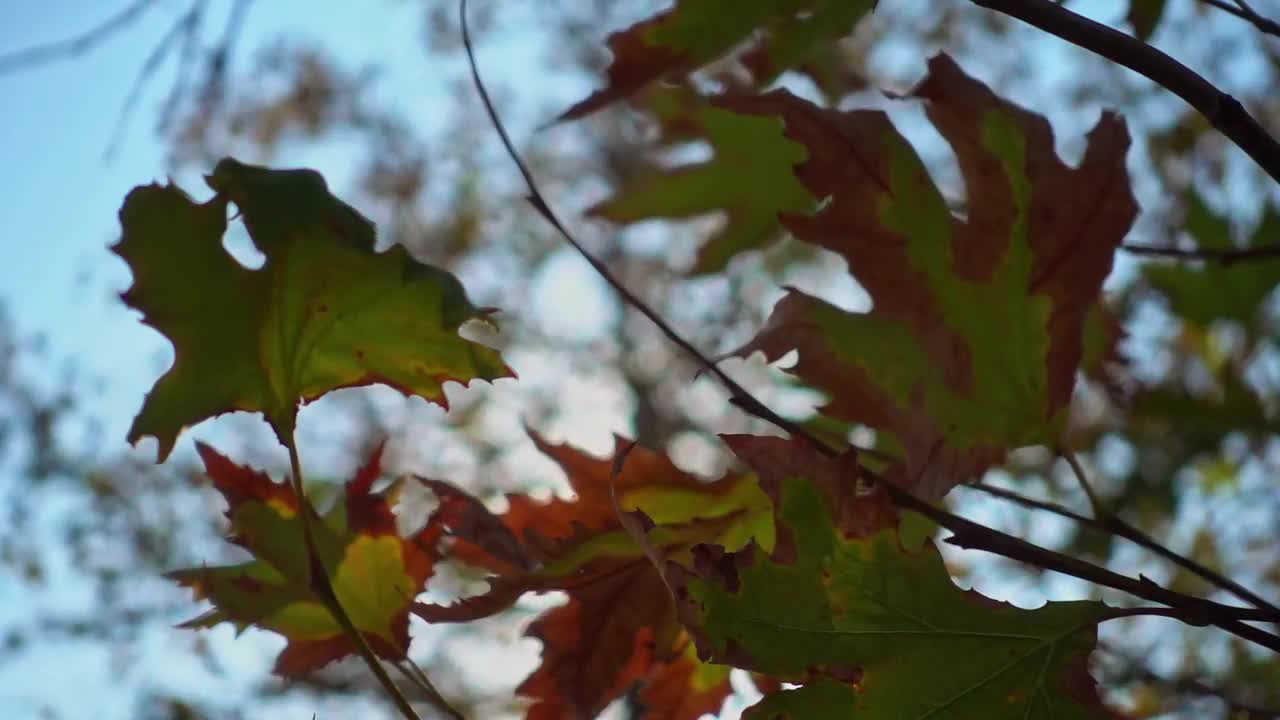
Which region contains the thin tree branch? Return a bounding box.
[968,481,1095,525]
[458,0,812,444]
[0,0,155,74]
[969,0,1280,185]
[1099,643,1280,718]
[1061,450,1280,617]
[461,0,1280,654]
[968,471,1280,617]
[1202,0,1280,37]
[1121,241,1280,263]
[393,659,464,720]
[888,478,1280,652]
[104,0,202,160]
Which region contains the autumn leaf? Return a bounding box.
[169,443,435,675]
[1144,193,1280,328]
[416,434,773,720]
[559,0,876,121]
[726,54,1138,498]
[589,87,816,273]
[639,641,734,720]
[670,435,1118,719]
[113,157,512,460]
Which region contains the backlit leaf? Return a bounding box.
[114,157,512,460]
[416,434,774,720]
[589,88,816,273]
[169,443,435,675]
[671,435,1117,718]
[726,55,1137,498]
[559,0,876,121]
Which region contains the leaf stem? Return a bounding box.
[284,437,426,720]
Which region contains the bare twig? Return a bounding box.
[1201,0,1280,37]
[970,0,1280,185]
[1062,449,1280,616]
[968,471,1280,616]
[458,0,812,444]
[1099,643,1280,718]
[104,1,202,159]
[393,659,464,720]
[1121,241,1280,263]
[0,0,155,74]
[968,481,1095,525]
[461,0,1280,654]
[886,477,1280,652]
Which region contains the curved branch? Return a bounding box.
[1121,241,1280,263]
[458,0,812,443]
[968,474,1280,616]
[970,0,1280,185]
[1202,0,1280,38]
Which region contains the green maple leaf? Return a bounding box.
[671,435,1118,719]
[726,54,1138,498]
[1144,193,1280,328]
[589,88,815,273]
[113,158,511,460]
[169,443,435,675]
[559,0,876,121]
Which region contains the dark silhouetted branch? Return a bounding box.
[1122,242,1280,263]
[969,465,1280,616]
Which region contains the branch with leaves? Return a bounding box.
[103,0,1280,717]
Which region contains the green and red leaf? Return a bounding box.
[670,436,1119,718]
[726,54,1137,498]
[169,443,436,675]
[560,0,876,121]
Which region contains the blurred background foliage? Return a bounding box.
[1,1,1279,718]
